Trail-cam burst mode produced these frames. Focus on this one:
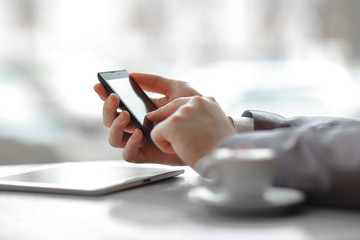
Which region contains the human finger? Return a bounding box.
[150,97,170,108]
[102,94,120,127]
[122,129,144,162]
[147,97,191,121]
[131,73,181,96]
[109,131,132,148]
[94,83,109,101]
[150,122,176,154]
[108,111,132,147]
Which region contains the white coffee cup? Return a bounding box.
[195,148,276,201]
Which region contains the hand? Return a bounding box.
[93,73,201,165]
[147,96,237,167]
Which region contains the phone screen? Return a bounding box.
[98,70,157,142]
[108,77,153,124]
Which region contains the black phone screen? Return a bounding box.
[98,70,157,142]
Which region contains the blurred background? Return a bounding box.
[1,0,360,165]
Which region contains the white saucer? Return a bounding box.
[187,186,305,213]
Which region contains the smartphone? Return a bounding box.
[97,70,157,143]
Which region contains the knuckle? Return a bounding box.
[122,151,138,163]
[122,151,130,161]
[169,114,184,123]
[108,136,120,148]
[172,97,187,105]
[192,96,202,101]
[180,105,193,113]
[108,131,123,148]
[108,139,118,148]
[104,115,116,128]
[173,97,183,103]
[103,119,111,128]
[103,99,113,112]
[191,96,206,104]
[176,80,189,87]
[157,97,169,107]
[205,96,216,102]
[190,96,216,106]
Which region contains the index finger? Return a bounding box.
[131,73,178,96]
[147,97,191,121]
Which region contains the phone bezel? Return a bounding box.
[97,70,157,143]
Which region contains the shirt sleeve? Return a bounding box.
[219,121,360,208]
[242,110,359,130]
[232,117,254,132]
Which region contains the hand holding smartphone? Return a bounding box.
[97,70,157,143]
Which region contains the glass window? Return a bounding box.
[1,0,359,163]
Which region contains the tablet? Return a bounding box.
[0,162,184,196]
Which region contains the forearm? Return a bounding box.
[241,110,360,130]
[229,109,347,133]
[219,122,360,207]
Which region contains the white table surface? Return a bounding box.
[0,161,359,240]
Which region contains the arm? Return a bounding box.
[95,73,238,166]
[220,121,360,207]
[242,110,360,130]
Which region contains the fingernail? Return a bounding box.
[147,111,153,117]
